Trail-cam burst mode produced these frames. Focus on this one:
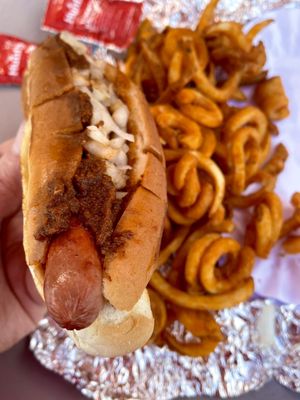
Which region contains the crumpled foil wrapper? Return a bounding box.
[30,301,300,399]
[142,0,300,30]
[30,1,300,399]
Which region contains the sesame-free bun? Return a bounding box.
[21,35,166,356]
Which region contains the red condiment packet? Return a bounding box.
[0,35,36,84]
[42,0,143,50]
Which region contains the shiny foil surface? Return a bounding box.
[30,301,300,399]
[30,1,300,399]
[142,0,300,30]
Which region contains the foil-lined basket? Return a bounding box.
[30,301,300,399]
[31,0,300,398]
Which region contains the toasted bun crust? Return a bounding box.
[21,35,166,356]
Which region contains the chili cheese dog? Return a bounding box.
[21,32,167,357]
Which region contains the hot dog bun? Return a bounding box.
[21,33,166,356]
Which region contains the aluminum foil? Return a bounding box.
[142,0,300,31]
[30,1,300,398]
[30,300,300,399]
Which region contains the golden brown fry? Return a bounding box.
[231,87,247,102]
[173,153,198,193]
[259,131,272,166]
[282,236,300,254]
[196,0,219,34]
[263,143,288,176]
[246,19,273,42]
[168,50,184,85]
[168,181,214,225]
[193,68,242,102]
[199,238,254,293]
[253,203,273,257]
[207,62,216,85]
[167,153,214,224]
[267,120,279,136]
[245,139,261,179]
[223,106,267,142]
[161,28,208,70]
[254,77,289,121]
[175,88,223,128]
[140,40,166,94]
[124,5,292,359]
[166,152,225,223]
[205,22,251,52]
[164,148,197,162]
[148,289,167,342]
[228,127,260,195]
[245,192,283,258]
[280,210,300,238]
[227,171,276,208]
[199,127,217,158]
[169,218,234,287]
[292,193,300,208]
[185,233,220,289]
[163,307,223,357]
[150,271,254,310]
[175,308,223,338]
[183,181,215,220]
[151,105,203,149]
[158,226,190,266]
[280,193,300,238]
[193,152,225,216]
[166,37,203,87]
[164,331,221,357]
[123,46,138,78]
[207,29,267,84]
[180,35,209,76]
[240,69,268,85]
[137,19,157,41]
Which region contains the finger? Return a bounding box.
[1,210,45,311]
[0,124,24,222]
[3,240,46,325]
[0,139,13,157]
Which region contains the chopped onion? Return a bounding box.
[60,32,87,55]
[105,162,128,189]
[111,99,129,128]
[116,191,128,200]
[75,65,134,192]
[86,126,110,145]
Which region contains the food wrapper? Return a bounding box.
[30,301,300,398]
[42,0,143,49]
[29,2,300,399]
[0,35,36,84]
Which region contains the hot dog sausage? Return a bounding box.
[44,220,104,330]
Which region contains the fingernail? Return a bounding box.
[12,122,25,155]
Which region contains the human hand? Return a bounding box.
[0,126,45,353]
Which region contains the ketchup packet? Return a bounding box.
[42,0,143,50]
[0,35,36,84]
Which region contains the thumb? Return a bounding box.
[0,124,24,222]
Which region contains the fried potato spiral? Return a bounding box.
[167,152,225,225]
[254,77,289,121]
[245,192,283,258]
[281,199,300,238]
[151,105,202,150]
[175,88,223,128]
[164,308,223,357]
[124,0,292,358]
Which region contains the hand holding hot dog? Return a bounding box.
[0,128,45,353]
